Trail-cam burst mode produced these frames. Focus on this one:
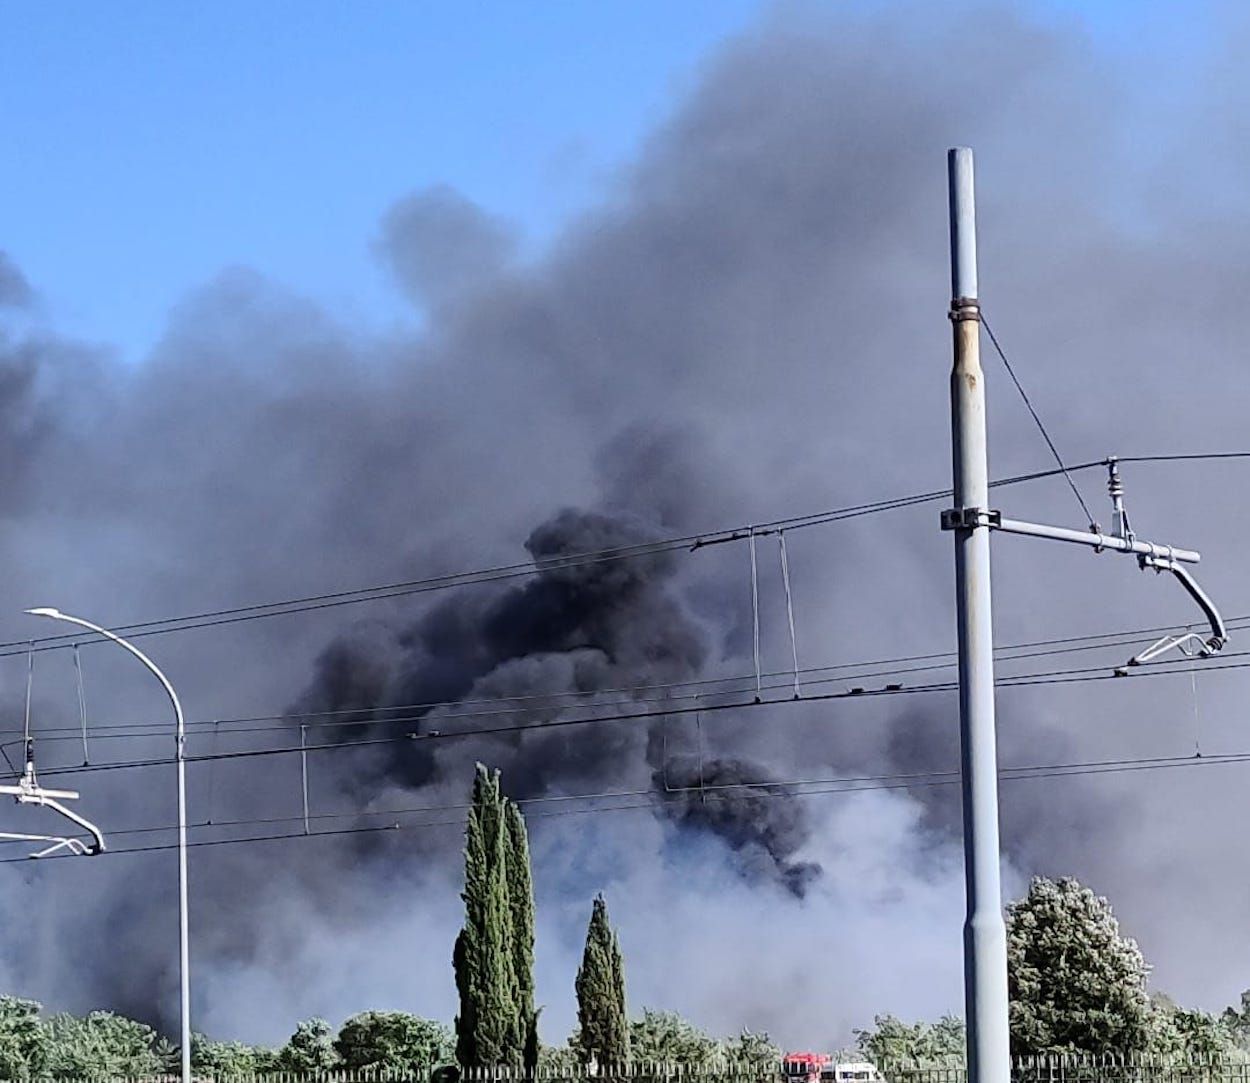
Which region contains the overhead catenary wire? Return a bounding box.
[0,745,1231,844]
[21,647,1250,784]
[0,461,1118,661]
[12,605,1250,744]
[16,739,1250,865]
[1117,453,1250,464]
[0,450,1238,670]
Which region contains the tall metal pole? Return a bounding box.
[176,698,191,1083]
[25,608,192,1083]
[947,148,1011,1083]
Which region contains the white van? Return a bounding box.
[821,1062,882,1083]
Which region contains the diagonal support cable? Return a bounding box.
[982,312,1097,529]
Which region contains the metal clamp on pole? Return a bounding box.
[949,297,981,322]
[940,508,1000,531]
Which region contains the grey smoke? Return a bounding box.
[0,253,33,310]
[377,187,518,309]
[0,0,1247,1052]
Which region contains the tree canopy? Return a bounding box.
[1007,876,1154,1055]
[334,1011,453,1074]
[275,1018,339,1074]
[855,1014,965,1063]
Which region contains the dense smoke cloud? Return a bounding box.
[1,0,1250,1052]
[650,755,822,898]
[291,498,820,895]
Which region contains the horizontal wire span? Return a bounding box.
[8,742,1250,865]
[11,610,1248,742]
[0,461,1109,658]
[16,648,1250,783]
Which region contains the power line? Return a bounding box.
[15,606,1250,744]
[20,648,1250,783]
[1119,453,1250,465]
[11,741,1250,865]
[0,450,1239,666]
[0,463,1111,660]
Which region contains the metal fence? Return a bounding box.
[18,1062,1250,1083]
[880,1055,1250,1083]
[0,1067,779,1083]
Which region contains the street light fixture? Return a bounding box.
[25,608,191,1083]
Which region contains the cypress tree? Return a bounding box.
[575,895,629,1067]
[505,800,539,1070]
[454,765,520,1068]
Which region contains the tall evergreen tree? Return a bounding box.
[455,764,537,1070]
[575,895,629,1066]
[455,765,520,1068]
[505,800,539,1070]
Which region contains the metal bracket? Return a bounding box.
[0,758,105,857]
[1129,632,1215,667]
[948,458,1230,666]
[948,297,981,323]
[941,507,1001,531]
[1128,556,1228,663]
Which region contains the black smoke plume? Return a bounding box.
[292,503,820,894]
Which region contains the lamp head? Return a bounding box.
[25,608,64,619]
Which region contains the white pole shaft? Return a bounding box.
[177,725,190,1083]
[948,147,1011,1083]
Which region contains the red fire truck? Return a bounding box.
[783,1053,831,1083]
[784,1055,881,1083]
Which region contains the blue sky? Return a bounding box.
[1,1,1216,363]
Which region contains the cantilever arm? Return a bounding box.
[0,783,107,856]
[27,795,106,855]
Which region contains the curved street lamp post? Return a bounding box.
[26,608,191,1083]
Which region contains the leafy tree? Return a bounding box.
[0,996,47,1078]
[334,1011,454,1073]
[538,1042,580,1074]
[1150,996,1235,1058]
[191,1034,276,1076]
[1006,876,1153,1055]
[505,800,539,1071]
[719,1030,781,1066]
[575,895,629,1066]
[275,1018,340,1073]
[455,764,521,1068]
[854,1015,965,1063]
[1221,990,1250,1050]
[628,1010,719,1067]
[43,1011,173,1079]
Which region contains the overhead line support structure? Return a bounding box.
[943,148,1226,1083]
[945,147,1010,1083]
